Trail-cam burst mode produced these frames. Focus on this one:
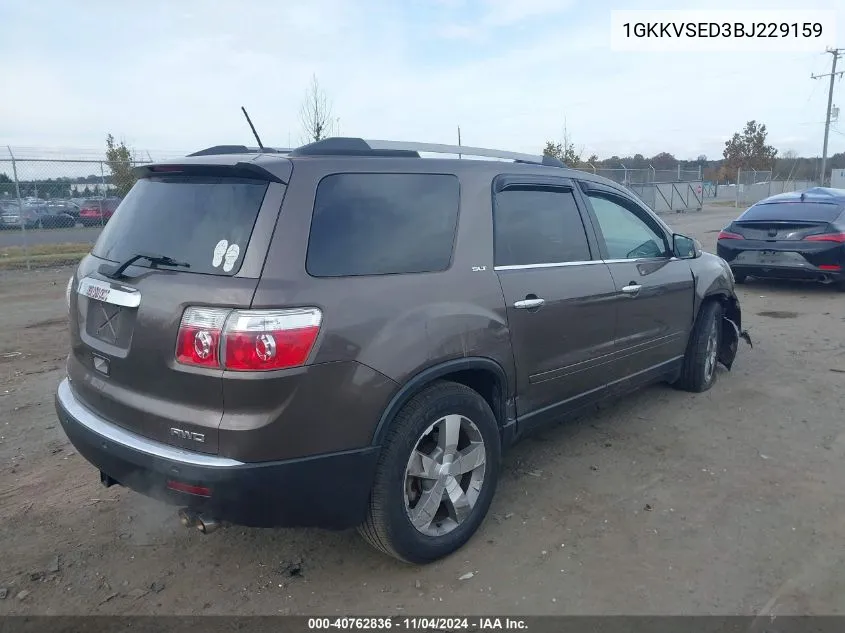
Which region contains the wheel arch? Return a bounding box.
[371,357,511,447]
[696,289,743,370]
[697,289,741,329]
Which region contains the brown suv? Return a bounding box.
[56,138,748,563]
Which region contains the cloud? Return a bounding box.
[434,0,576,41]
[0,0,843,161]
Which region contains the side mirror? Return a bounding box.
[673,233,701,259]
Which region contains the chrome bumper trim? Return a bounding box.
[56,378,244,468]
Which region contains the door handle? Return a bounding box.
[621,284,642,296]
[514,297,545,309]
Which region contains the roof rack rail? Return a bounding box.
[187,145,292,157]
[288,137,565,167]
[288,138,420,158]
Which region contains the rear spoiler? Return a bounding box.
[132,160,289,184]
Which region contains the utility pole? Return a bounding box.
[811,48,844,186]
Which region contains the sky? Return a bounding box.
[0,0,844,162]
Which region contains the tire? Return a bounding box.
[733,272,747,284]
[358,381,501,564]
[675,300,723,393]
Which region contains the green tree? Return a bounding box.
[629,153,648,169]
[650,152,678,170]
[0,172,13,197]
[105,134,137,197]
[722,120,778,171]
[543,120,582,167]
[544,140,579,165]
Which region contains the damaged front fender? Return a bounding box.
[718,296,752,371]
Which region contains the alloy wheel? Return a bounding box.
[403,414,487,537]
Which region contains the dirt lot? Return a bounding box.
[2,205,845,616]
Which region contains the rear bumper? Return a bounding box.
[718,243,843,281]
[727,263,843,282]
[55,378,379,529]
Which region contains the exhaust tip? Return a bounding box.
[196,515,220,534]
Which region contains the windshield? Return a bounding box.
[91,175,269,276]
[739,202,843,223]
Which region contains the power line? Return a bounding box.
[811,47,845,184]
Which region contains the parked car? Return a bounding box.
[717,187,845,288]
[46,200,81,219]
[34,205,77,229]
[78,197,121,226]
[0,202,40,230]
[56,138,749,564]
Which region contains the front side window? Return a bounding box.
[307,173,460,277]
[493,188,591,266]
[586,193,668,260]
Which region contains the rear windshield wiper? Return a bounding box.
[102,252,191,279]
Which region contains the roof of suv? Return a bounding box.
[134,137,627,192]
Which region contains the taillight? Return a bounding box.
[223,308,322,371]
[175,307,229,368]
[175,307,322,371]
[717,230,744,240]
[803,233,845,243]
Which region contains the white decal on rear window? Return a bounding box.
[222,243,240,272]
[212,239,229,268]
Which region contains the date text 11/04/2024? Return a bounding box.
[307,618,528,630]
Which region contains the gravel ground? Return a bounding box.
[1,205,844,616]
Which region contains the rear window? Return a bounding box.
[740,202,843,222]
[306,173,460,277]
[92,176,269,276]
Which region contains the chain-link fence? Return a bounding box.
[0,149,161,271]
[574,165,704,213]
[702,167,818,208]
[0,148,711,270]
[3,147,820,271]
[579,165,702,186]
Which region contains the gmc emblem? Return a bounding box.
[170,428,205,443]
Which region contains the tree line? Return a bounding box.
[544,119,845,183]
[3,80,842,196]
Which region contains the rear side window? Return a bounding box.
[740,202,843,222]
[306,173,460,277]
[92,176,270,276]
[493,188,591,266]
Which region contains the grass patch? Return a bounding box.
[0,242,90,270]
